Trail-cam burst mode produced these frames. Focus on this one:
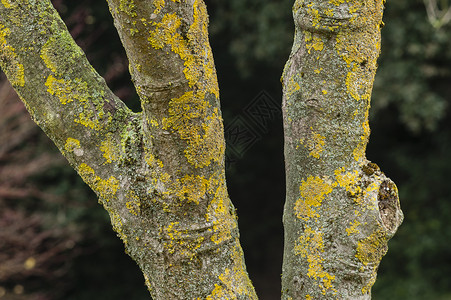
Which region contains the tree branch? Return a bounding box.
[281,0,403,298]
[106,0,223,172]
[0,1,136,188]
[1,1,257,298]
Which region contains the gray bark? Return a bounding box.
[0,1,256,299]
[281,0,403,298]
[0,0,404,298]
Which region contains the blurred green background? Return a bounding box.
[1,0,450,299]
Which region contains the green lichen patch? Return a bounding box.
[40,21,84,76]
[119,0,137,17]
[119,119,142,165]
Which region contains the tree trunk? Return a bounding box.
[0,1,256,299]
[281,0,403,298]
[1,0,404,298]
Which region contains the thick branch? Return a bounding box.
[1,1,256,299]
[106,0,223,173]
[281,0,403,298]
[0,1,135,185]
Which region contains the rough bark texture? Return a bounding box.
[0,1,256,299]
[281,0,403,299]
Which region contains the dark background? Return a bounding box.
[1,0,451,299]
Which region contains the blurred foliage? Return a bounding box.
[373,0,451,134]
[369,0,451,299]
[0,74,83,300]
[207,0,293,78]
[1,0,451,299]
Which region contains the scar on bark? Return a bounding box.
[361,162,403,234]
[378,179,401,234]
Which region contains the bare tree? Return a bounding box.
[281,1,403,298]
[0,0,402,298]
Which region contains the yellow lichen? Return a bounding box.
[208,198,234,244]
[0,23,25,87]
[353,143,366,163]
[294,226,337,295]
[205,177,235,245]
[205,284,228,299]
[109,210,127,244]
[40,27,84,76]
[310,130,326,158]
[45,75,79,105]
[147,12,180,49]
[125,190,140,216]
[144,148,164,169]
[162,92,224,168]
[328,0,345,5]
[162,222,204,258]
[356,229,388,294]
[356,230,386,265]
[345,65,364,101]
[294,176,335,221]
[64,137,84,156]
[0,0,12,8]
[346,220,360,236]
[77,163,120,200]
[100,133,120,164]
[298,128,326,159]
[119,0,137,17]
[163,222,180,254]
[147,2,219,97]
[146,1,223,167]
[304,31,324,54]
[153,0,165,14]
[307,8,322,29]
[334,167,382,208]
[44,74,106,130]
[334,168,361,196]
[177,175,209,204]
[207,243,256,298]
[143,273,152,294]
[353,110,371,162]
[64,137,80,152]
[149,118,159,127]
[285,76,301,100]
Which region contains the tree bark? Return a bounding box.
[281,0,403,299]
[0,1,256,299]
[1,0,405,298]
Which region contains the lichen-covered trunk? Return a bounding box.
[281,0,403,298]
[0,1,256,299]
